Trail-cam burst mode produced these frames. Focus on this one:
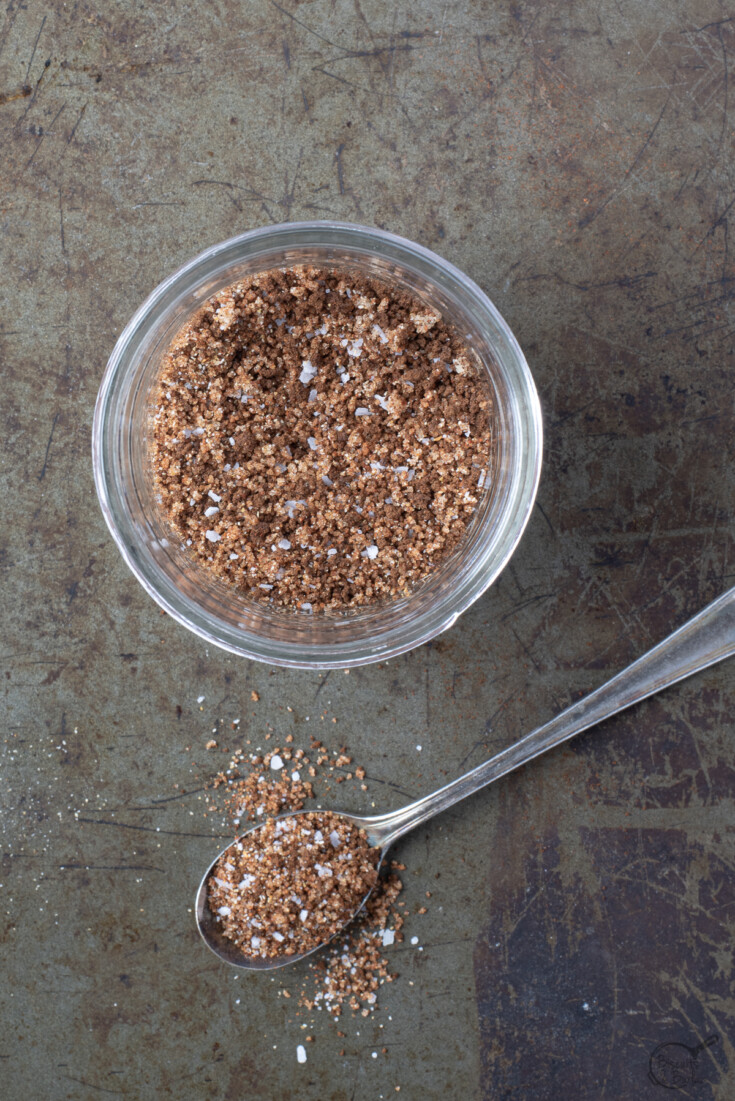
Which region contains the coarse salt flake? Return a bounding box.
[278,539,292,550]
[205,530,221,542]
[208,490,221,502]
[204,505,219,517]
[382,928,395,946]
[297,1044,307,1064]
[270,755,284,770]
[299,360,317,385]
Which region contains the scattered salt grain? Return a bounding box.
[297,1044,307,1064]
[270,755,284,771]
[205,530,220,542]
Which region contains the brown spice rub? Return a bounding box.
[152,265,494,610]
[207,811,379,959]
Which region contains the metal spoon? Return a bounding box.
[196,585,735,969]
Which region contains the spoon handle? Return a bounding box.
[374,586,735,848]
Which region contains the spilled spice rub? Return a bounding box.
[207,811,379,959]
[152,265,494,610]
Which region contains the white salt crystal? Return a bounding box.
[278,539,292,550]
[299,360,317,385]
[355,407,371,416]
[204,506,219,517]
[251,936,260,949]
[270,755,284,770]
[291,770,300,782]
[411,936,419,945]
[313,830,324,844]
[208,490,221,502]
[217,906,231,916]
[329,830,341,848]
[197,695,205,702]
[372,323,388,344]
[238,875,255,889]
[308,388,318,402]
[307,437,317,450]
[327,548,337,556]
[272,931,285,943]
[362,545,379,559]
[382,928,395,947]
[297,1044,307,1064]
[205,530,220,542]
[299,909,309,922]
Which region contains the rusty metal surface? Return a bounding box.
[2,1,735,1098]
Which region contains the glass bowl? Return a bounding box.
[92,222,542,669]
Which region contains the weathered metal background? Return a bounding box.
[2,1,734,1098]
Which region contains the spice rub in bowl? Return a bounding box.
[152,265,494,611]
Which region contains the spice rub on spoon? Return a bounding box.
[197,586,735,969]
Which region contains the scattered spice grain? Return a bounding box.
[201,726,415,1023]
[152,265,494,610]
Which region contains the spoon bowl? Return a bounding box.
[195,809,394,970]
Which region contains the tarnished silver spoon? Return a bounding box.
[197,585,735,969]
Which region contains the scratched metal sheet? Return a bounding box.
[1,0,734,1098]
